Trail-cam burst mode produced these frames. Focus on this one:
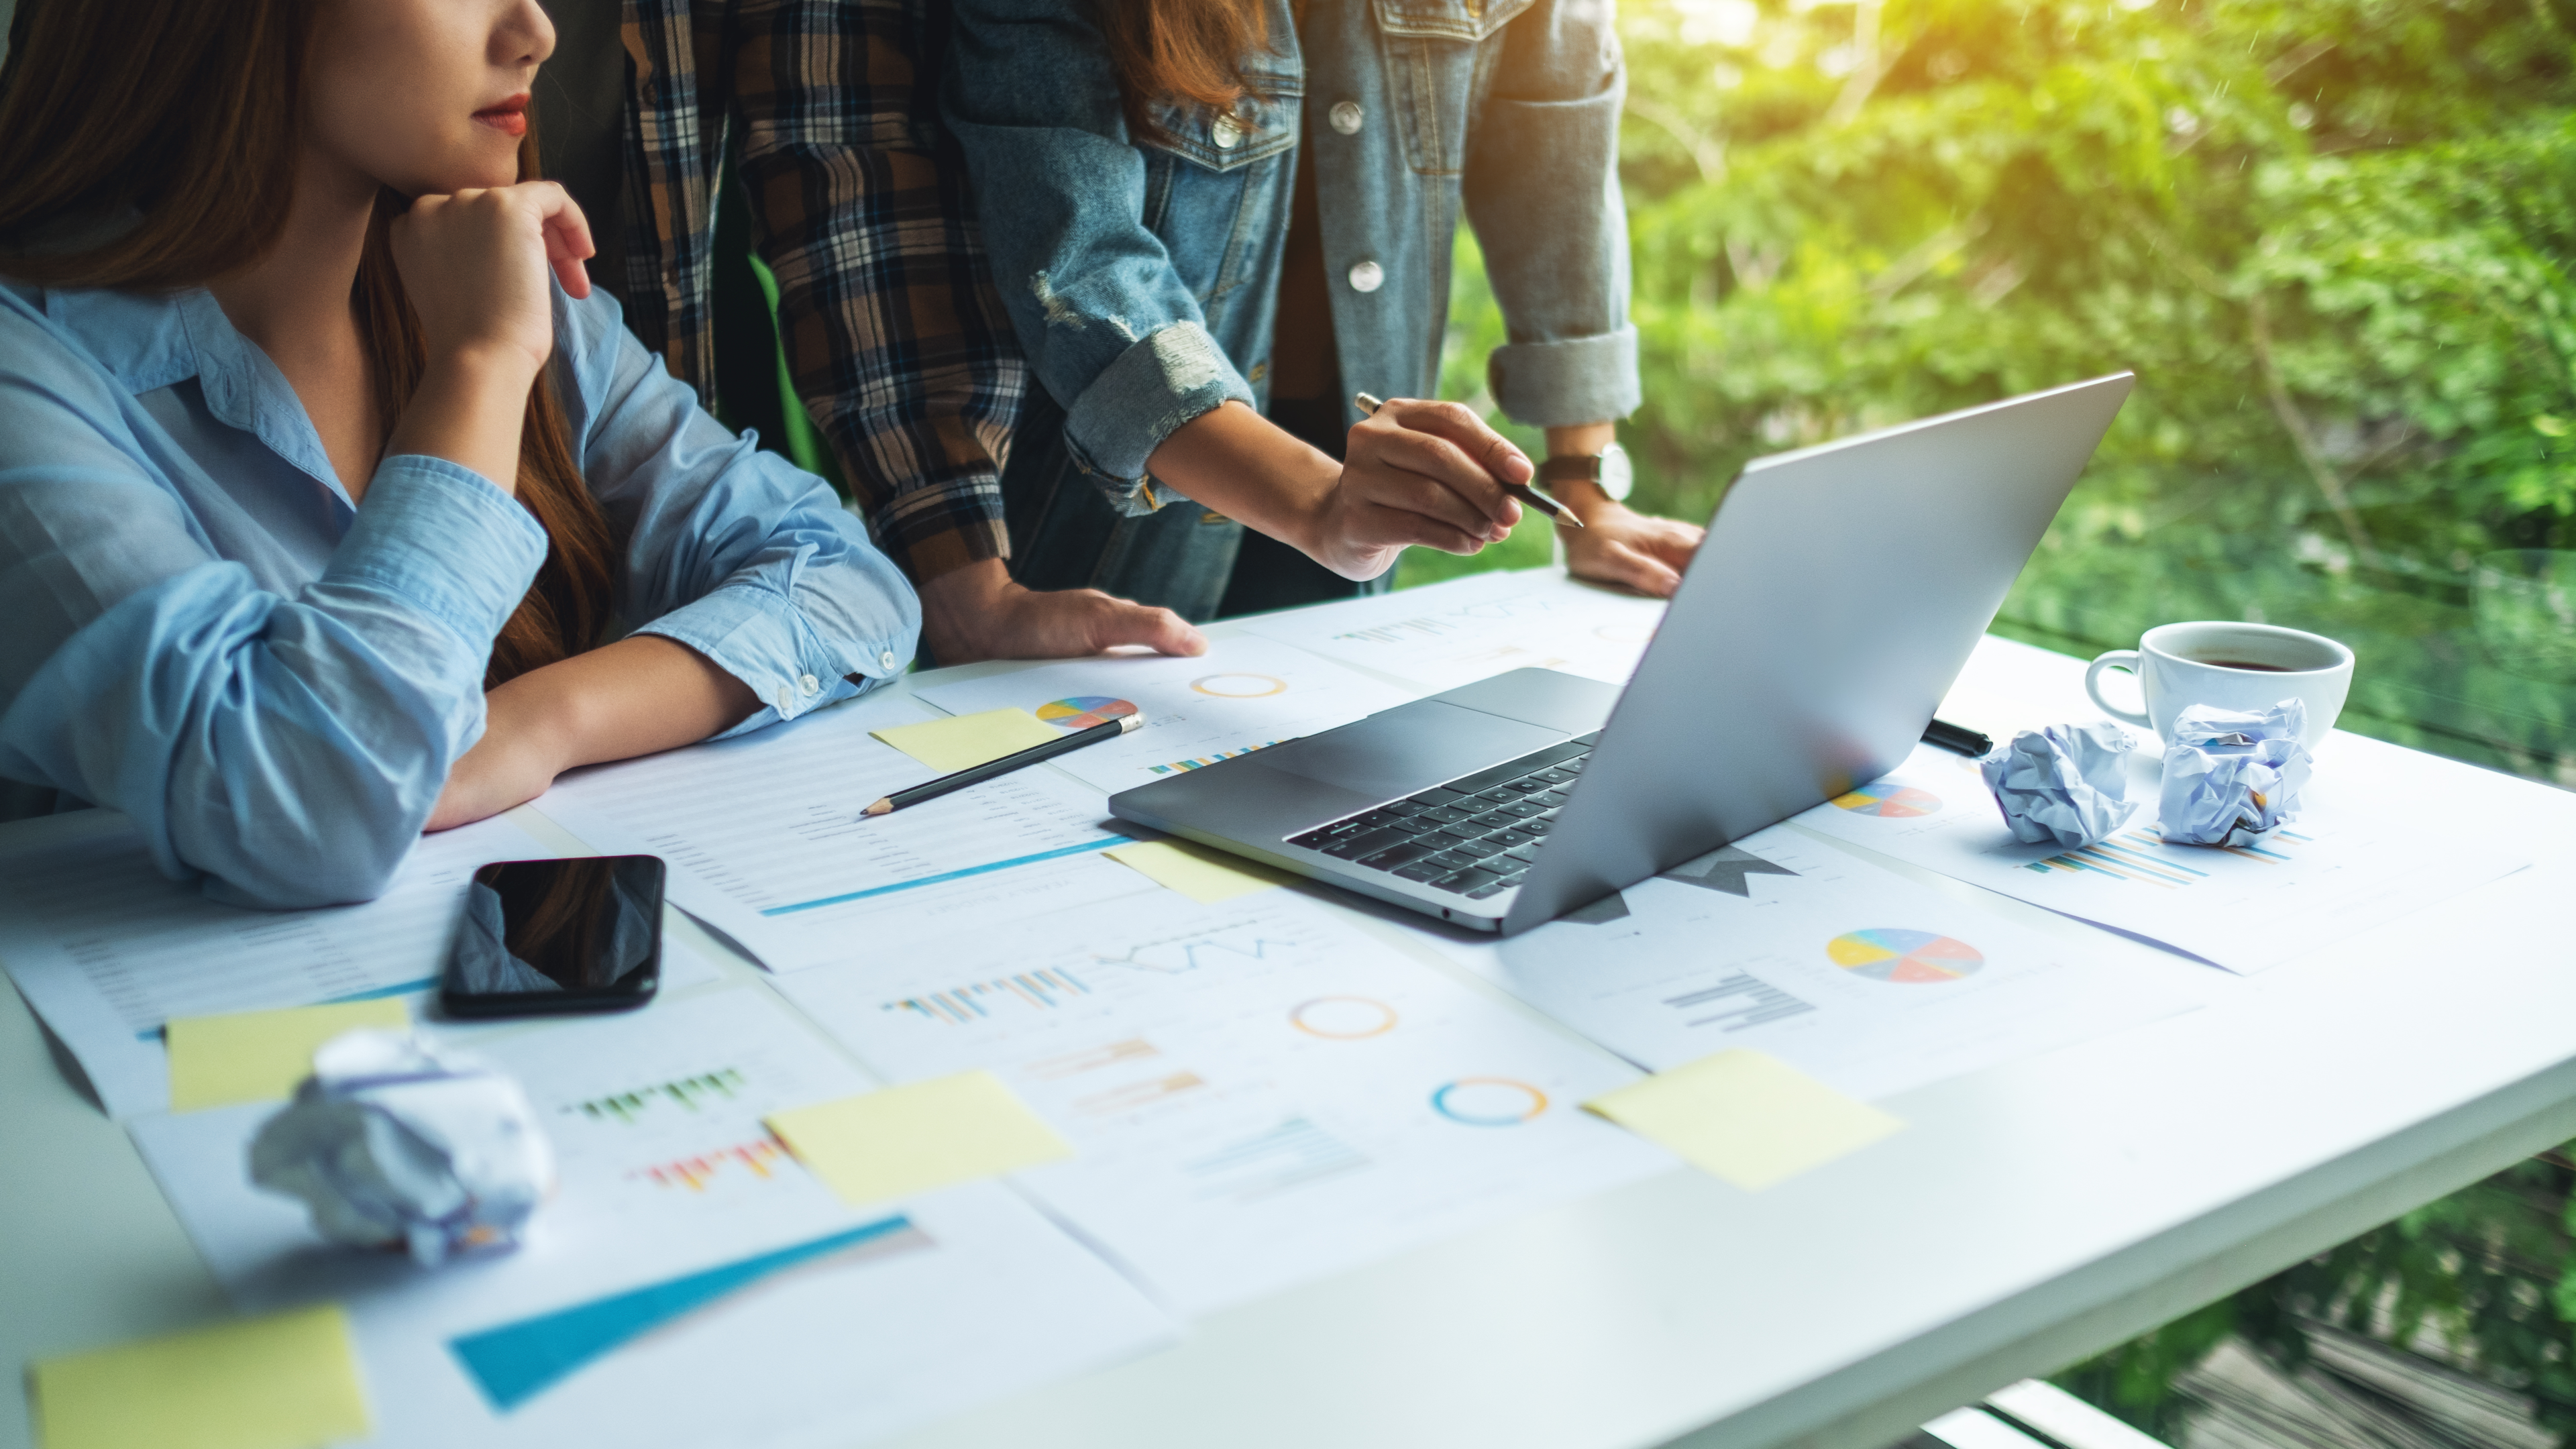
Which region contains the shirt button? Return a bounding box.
[879,650,900,672]
[798,674,820,696]
[1329,101,1363,136]
[1347,260,1385,294]
[1212,115,1243,150]
[775,686,794,714]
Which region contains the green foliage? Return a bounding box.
[1435,0,2576,778]
[2053,1155,2576,1440]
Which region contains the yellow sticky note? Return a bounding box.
[1104,839,1291,902]
[30,1303,370,1449]
[871,708,1062,773]
[165,999,411,1112]
[1585,1049,1902,1191]
[767,1071,1073,1206]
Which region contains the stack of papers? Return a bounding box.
[1237,568,1668,690]
[1436,823,2206,1099]
[0,812,558,1117]
[535,693,1136,973]
[127,988,1177,1448]
[1793,743,2530,973]
[911,637,1417,795]
[777,888,1676,1313]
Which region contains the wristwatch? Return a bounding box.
[1538,441,1632,503]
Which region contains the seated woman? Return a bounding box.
[0,0,918,908]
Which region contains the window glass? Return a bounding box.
[1419,0,2576,788]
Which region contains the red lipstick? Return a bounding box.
[472,93,531,138]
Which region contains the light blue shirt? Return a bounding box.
[0,276,920,909]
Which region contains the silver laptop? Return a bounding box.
[1108,374,2134,933]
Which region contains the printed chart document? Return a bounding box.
[1792,743,2531,974]
[912,638,1417,794]
[0,811,556,1118]
[128,988,1177,1449]
[532,692,1133,973]
[1236,568,1668,691]
[776,890,1676,1315]
[1436,825,2205,1100]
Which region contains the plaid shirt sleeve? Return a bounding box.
[623,0,1028,583]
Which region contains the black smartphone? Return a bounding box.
[439,855,667,1018]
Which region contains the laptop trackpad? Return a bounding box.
[1254,699,1567,800]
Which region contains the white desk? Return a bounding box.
[6,618,2571,1449]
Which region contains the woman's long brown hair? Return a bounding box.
[1095,0,1271,140]
[0,0,612,688]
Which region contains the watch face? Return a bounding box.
[1599,441,1634,502]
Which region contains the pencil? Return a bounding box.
[863,713,1142,817]
[1352,391,1583,529]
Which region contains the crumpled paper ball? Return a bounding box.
[1979,721,2140,849]
[2158,698,2314,848]
[249,1029,555,1266]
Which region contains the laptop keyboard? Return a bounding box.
[1284,735,1597,901]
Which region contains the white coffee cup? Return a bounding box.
[2084,621,2353,745]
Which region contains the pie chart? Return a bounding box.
[1827,929,1983,983]
[1036,696,1138,731]
[1832,783,1941,817]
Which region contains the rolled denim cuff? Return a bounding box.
[1063,322,1255,514]
[1488,327,1644,429]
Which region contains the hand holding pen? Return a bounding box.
[1352,392,1582,530]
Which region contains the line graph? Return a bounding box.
[1093,924,1294,975]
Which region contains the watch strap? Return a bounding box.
[1538,455,1605,486]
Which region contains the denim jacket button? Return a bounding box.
[1329,101,1364,135]
[1212,115,1244,149]
[1347,260,1385,293]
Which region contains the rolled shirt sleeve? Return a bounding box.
[722,0,1032,584]
[0,303,547,907]
[554,284,920,729]
[1466,0,1642,429]
[0,276,920,910]
[943,0,1256,511]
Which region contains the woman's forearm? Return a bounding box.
[500,633,761,769]
[1143,401,1340,553]
[425,634,760,831]
[1146,396,1526,581]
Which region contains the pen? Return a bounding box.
[864,713,1143,817]
[1921,717,1994,757]
[1352,392,1584,529]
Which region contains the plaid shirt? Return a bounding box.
[617,0,1025,580]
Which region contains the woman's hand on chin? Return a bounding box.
[392,182,593,375]
[382,182,594,492]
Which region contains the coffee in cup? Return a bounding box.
[2084,622,2353,745]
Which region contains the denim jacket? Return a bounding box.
[944,0,1638,513]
